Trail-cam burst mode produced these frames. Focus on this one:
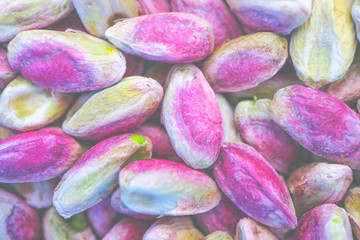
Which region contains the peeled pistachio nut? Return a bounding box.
[7,29,126,92]
[348,213,360,240]
[0,0,74,43]
[226,0,312,35]
[63,76,163,140]
[162,64,223,169]
[295,204,353,240]
[105,12,214,63]
[111,187,158,219]
[216,94,242,144]
[290,0,356,89]
[143,217,204,240]
[235,218,278,240]
[288,162,352,215]
[344,187,360,220]
[0,188,40,240]
[235,98,300,174]
[172,0,242,46]
[195,196,244,237]
[53,133,152,218]
[120,159,222,216]
[0,125,15,141]
[132,123,177,158]
[270,85,360,169]
[353,0,360,41]
[0,48,17,89]
[43,207,96,240]
[136,0,171,15]
[325,59,360,102]
[202,32,288,92]
[213,143,297,229]
[203,231,233,240]
[0,76,73,131]
[123,53,145,77]
[0,127,81,183]
[227,71,303,105]
[12,178,59,209]
[73,0,138,38]
[103,217,148,240]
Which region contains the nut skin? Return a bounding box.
[143,217,204,240]
[0,76,73,131]
[203,231,233,240]
[0,188,40,240]
[290,0,356,89]
[136,0,171,15]
[7,29,126,92]
[0,48,17,89]
[162,64,223,169]
[235,98,300,174]
[171,0,242,46]
[344,187,360,239]
[202,32,288,93]
[53,133,152,218]
[103,217,148,240]
[295,204,353,240]
[270,85,360,169]
[120,159,222,216]
[288,162,352,215]
[226,0,312,35]
[0,127,81,183]
[0,0,74,43]
[105,12,214,63]
[234,218,279,240]
[62,76,163,140]
[213,143,297,229]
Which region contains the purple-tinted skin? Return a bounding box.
[0,48,17,89]
[194,196,245,237]
[137,0,171,15]
[87,196,117,238]
[295,204,353,240]
[123,53,145,78]
[171,0,242,46]
[103,218,148,240]
[270,85,360,169]
[213,143,297,229]
[105,13,214,63]
[0,188,40,240]
[111,188,158,219]
[0,127,81,183]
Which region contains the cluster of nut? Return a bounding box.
[1,0,360,240]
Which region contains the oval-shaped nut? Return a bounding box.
[143,217,204,240]
[132,123,177,158]
[216,94,242,144]
[213,143,297,229]
[204,231,233,240]
[87,196,117,238]
[120,159,222,216]
[111,187,158,219]
[105,13,214,63]
[136,0,171,15]
[348,213,360,240]
[43,207,96,240]
[270,85,360,169]
[53,134,152,218]
[290,0,356,88]
[353,0,360,41]
[0,0,74,43]
[0,127,81,183]
[73,0,138,38]
[202,32,288,93]
[123,53,145,77]
[195,196,244,237]
[295,204,353,240]
[172,0,241,46]
[0,188,40,240]
[12,178,59,209]
[0,125,15,141]
[325,59,360,103]
[235,98,300,174]
[7,29,126,92]
[226,0,312,35]
[0,76,73,131]
[288,162,352,215]
[344,187,360,220]
[0,48,17,89]
[235,218,278,240]
[63,76,163,140]
[103,217,148,240]
[162,64,223,169]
